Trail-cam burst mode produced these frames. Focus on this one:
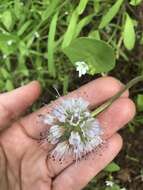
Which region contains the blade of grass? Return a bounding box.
[74,13,95,38]
[63,75,69,95]
[77,0,89,15]
[99,0,124,29]
[18,20,33,36]
[62,9,79,48]
[47,11,59,77]
[41,0,61,21]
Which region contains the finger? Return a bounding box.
[98,98,136,139]
[20,76,129,137]
[45,97,135,177]
[0,81,41,130]
[53,133,123,190]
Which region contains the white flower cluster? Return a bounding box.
[42,98,103,161]
[105,180,126,190]
[75,61,89,77]
[105,180,114,187]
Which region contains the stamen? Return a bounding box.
[40,97,103,161]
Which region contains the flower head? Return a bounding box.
[41,98,103,161]
[105,180,114,187]
[34,31,40,38]
[7,40,13,46]
[75,61,89,77]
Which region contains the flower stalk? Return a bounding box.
[92,75,143,117]
[41,75,143,161]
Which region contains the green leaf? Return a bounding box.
[63,75,69,95]
[130,0,142,6]
[104,162,120,172]
[62,10,79,48]
[18,20,33,36]
[99,0,124,29]
[41,0,60,21]
[137,94,143,111]
[47,12,59,77]
[5,80,14,91]
[0,34,19,55]
[75,14,95,38]
[63,37,115,75]
[77,0,89,15]
[19,41,29,56]
[123,14,136,50]
[0,68,10,79]
[14,0,24,18]
[88,30,101,40]
[1,10,13,31]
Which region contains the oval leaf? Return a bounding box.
[104,162,120,172]
[63,37,115,75]
[137,94,143,111]
[123,14,136,50]
[1,10,13,31]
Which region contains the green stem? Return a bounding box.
[92,75,143,117]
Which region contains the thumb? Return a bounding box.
[0,81,41,130]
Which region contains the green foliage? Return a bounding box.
[99,0,124,29]
[104,162,120,173]
[137,94,143,111]
[0,0,141,92]
[105,184,122,190]
[62,9,79,48]
[123,13,136,50]
[47,12,59,77]
[1,10,13,31]
[63,37,115,75]
[0,1,142,189]
[130,0,143,6]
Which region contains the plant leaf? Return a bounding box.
[62,10,79,49]
[5,80,14,91]
[63,37,115,75]
[137,94,143,111]
[130,0,142,6]
[99,0,124,29]
[123,14,136,50]
[77,0,89,15]
[41,0,60,21]
[1,10,13,31]
[104,162,120,172]
[0,34,19,55]
[88,30,101,40]
[74,13,95,38]
[47,12,59,77]
[18,20,33,36]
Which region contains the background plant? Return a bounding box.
[0,0,143,189]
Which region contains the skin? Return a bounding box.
[0,77,136,190]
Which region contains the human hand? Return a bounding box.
[0,77,135,190]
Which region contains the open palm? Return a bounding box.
[0,77,135,190]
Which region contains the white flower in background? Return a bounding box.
[7,40,13,46]
[34,31,40,38]
[105,180,114,187]
[3,54,7,59]
[64,11,69,15]
[121,188,126,190]
[41,97,103,161]
[75,61,89,77]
